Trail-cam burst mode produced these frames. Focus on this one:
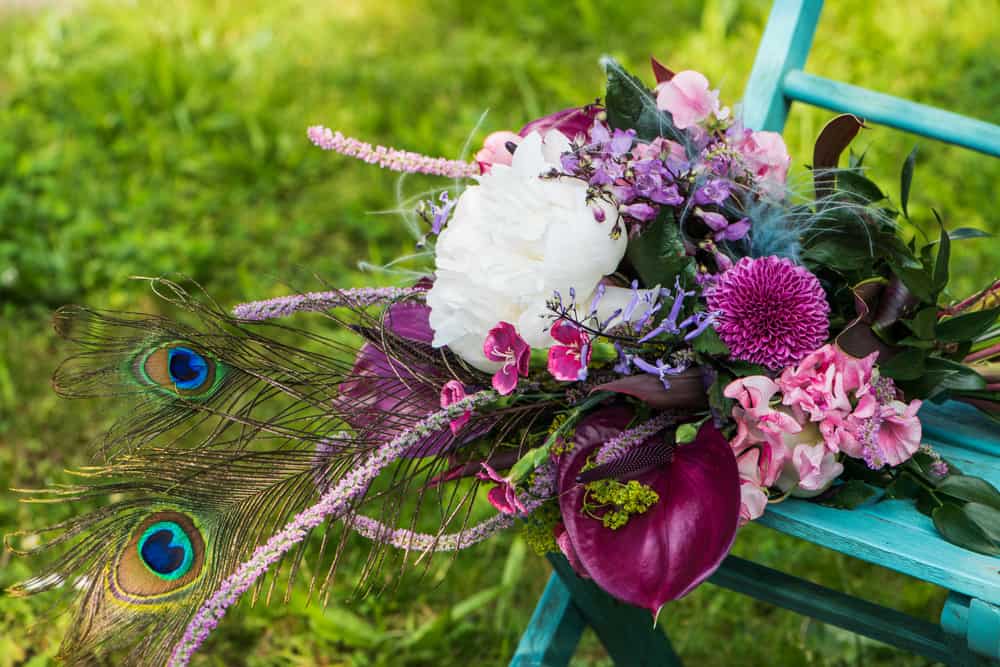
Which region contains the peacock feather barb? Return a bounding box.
[168,391,496,666]
[8,278,535,665]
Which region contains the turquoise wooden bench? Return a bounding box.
[509,1,1000,664]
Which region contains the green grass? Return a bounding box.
[0,0,997,664]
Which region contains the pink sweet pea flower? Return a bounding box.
[483,321,530,395]
[734,130,791,198]
[477,463,527,515]
[786,442,844,494]
[547,319,592,382]
[475,131,521,173]
[440,380,471,435]
[778,345,876,422]
[876,399,923,466]
[841,393,923,467]
[724,376,801,458]
[655,70,722,129]
[736,446,770,525]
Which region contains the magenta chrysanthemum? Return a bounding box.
[707,256,829,370]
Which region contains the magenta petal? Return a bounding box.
[492,366,518,395]
[558,408,741,615]
[386,301,435,344]
[519,105,603,140]
[593,370,709,410]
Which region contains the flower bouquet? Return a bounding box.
[10,58,1000,665]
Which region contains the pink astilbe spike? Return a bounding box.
[308,126,481,178]
[348,513,515,552]
[232,287,425,321]
[168,391,497,667]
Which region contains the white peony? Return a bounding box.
[427,131,638,372]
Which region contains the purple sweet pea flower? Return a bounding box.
[693,178,732,206]
[609,128,636,157]
[620,202,658,222]
[695,209,750,242]
[483,321,530,395]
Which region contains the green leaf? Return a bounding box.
[878,348,926,381]
[936,307,1000,343]
[692,327,729,356]
[963,502,1000,543]
[900,146,917,219]
[837,170,886,204]
[936,474,1000,510]
[903,306,938,340]
[814,479,876,509]
[888,262,934,303]
[925,357,988,391]
[625,211,697,290]
[933,502,1000,556]
[932,211,950,296]
[603,58,680,142]
[883,471,922,500]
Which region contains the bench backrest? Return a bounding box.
[741,0,1000,157]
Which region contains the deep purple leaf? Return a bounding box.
[593,369,709,410]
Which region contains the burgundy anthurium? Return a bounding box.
[339,301,476,457]
[557,407,740,618]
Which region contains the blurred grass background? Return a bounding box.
[0,0,997,664]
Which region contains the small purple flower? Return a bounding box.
[632,356,690,390]
[695,209,750,243]
[430,191,456,235]
[610,128,636,156]
[613,342,633,375]
[693,178,732,206]
[621,202,658,222]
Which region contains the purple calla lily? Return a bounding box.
[557,407,740,617]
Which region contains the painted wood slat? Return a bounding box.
[741,0,825,132]
[509,573,585,667]
[545,554,683,667]
[707,556,971,664]
[782,70,1000,157]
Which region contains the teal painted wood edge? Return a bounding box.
[708,555,971,664]
[740,0,824,132]
[782,70,1000,157]
[545,554,683,667]
[919,400,1000,457]
[942,592,973,639]
[758,501,1000,603]
[968,598,1000,659]
[509,573,585,667]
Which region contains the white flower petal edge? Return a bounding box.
[427,131,626,372]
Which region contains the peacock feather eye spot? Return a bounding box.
[114,511,205,600]
[137,521,195,580]
[138,342,223,399]
[167,347,209,390]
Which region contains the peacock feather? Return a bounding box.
[9,279,548,665]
